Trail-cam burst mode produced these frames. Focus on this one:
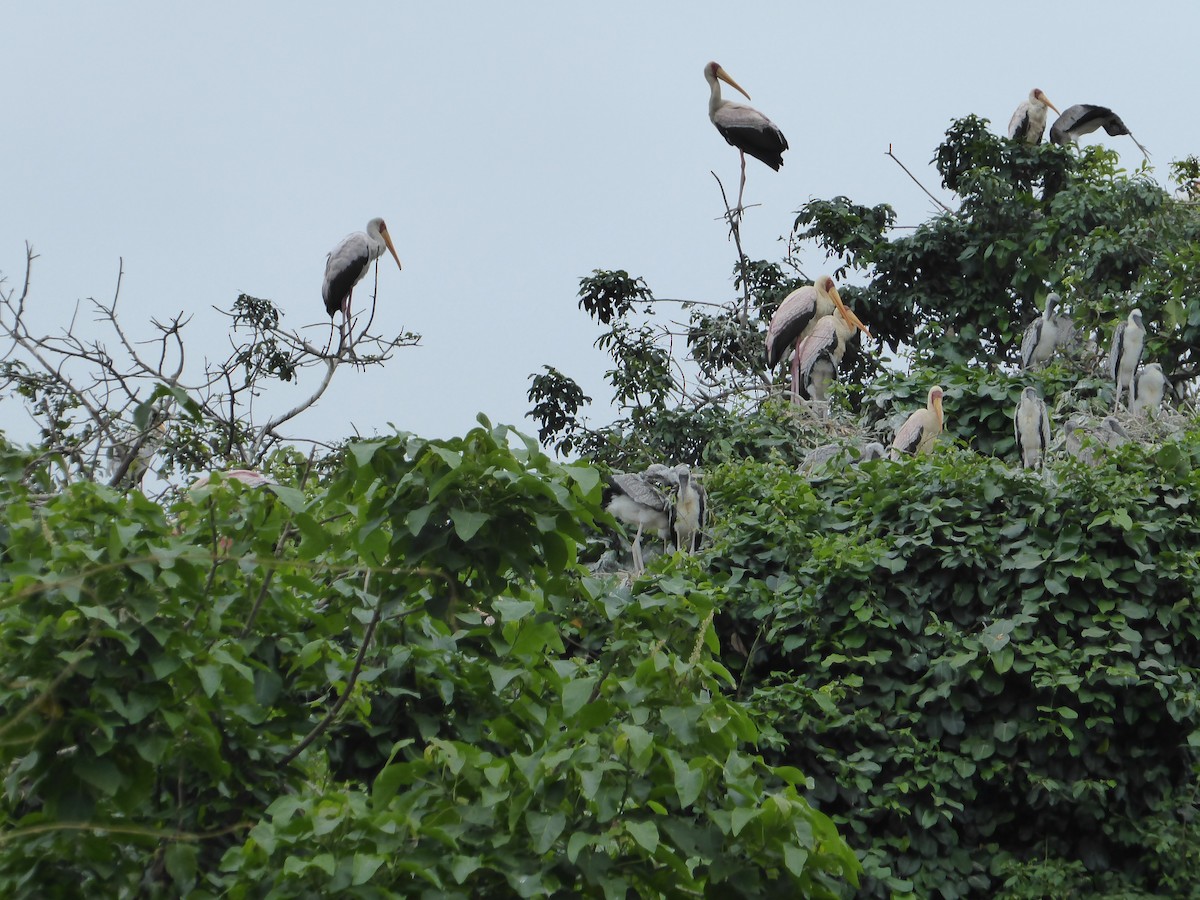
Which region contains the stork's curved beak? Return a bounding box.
[829,286,872,339]
[380,224,403,271]
[715,65,752,102]
[1043,94,1061,116]
[931,389,945,425]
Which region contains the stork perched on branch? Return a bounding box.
[603,466,673,574]
[1013,387,1052,470]
[890,386,945,459]
[1131,363,1168,419]
[1008,88,1061,145]
[766,277,869,403]
[1108,308,1145,410]
[704,61,787,211]
[322,217,402,354]
[1021,293,1062,370]
[1050,104,1150,159]
[793,308,870,407]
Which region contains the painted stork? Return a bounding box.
[322,217,402,353]
[1050,104,1149,159]
[1021,293,1062,370]
[860,442,887,462]
[1013,386,1052,470]
[603,468,672,574]
[1131,362,1168,419]
[766,277,870,403]
[671,465,707,555]
[1008,89,1061,145]
[1065,416,1128,466]
[705,61,788,211]
[1108,308,1145,409]
[890,386,945,459]
[793,308,869,406]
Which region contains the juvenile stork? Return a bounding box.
[671,465,707,555]
[1131,362,1168,419]
[766,277,870,403]
[1008,89,1061,145]
[322,217,403,353]
[1050,104,1150,158]
[890,386,945,459]
[1021,293,1062,370]
[1013,386,1052,470]
[793,307,870,407]
[603,467,672,574]
[1108,308,1146,410]
[704,61,788,211]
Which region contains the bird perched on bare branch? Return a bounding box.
[1021,293,1062,370]
[890,386,945,459]
[1108,308,1146,410]
[1050,104,1150,159]
[1131,363,1168,419]
[704,61,788,211]
[322,217,402,353]
[1008,88,1061,145]
[1013,387,1052,469]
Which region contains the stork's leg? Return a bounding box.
[737,151,747,212]
[631,523,645,575]
[789,340,801,403]
[340,291,360,361]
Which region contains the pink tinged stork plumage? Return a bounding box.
[793,307,870,405]
[890,386,945,459]
[766,276,870,403]
[1108,308,1145,410]
[705,61,788,211]
[1013,386,1052,470]
[322,217,402,353]
[1008,88,1061,145]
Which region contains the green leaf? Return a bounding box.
[450,508,490,541]
[626,819,659,854]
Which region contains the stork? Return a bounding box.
[704,61,788,212]
[1013,386,1052,470]
[766,277,870,403]
[890,386,945,459]
[1021,293,1062,370]
[793,307,870,407]
[1065,416,1128,466]
[322,217,402,354]
[1108,308,1145,410]
[860,442,887,462]
[671,465,707,555]
[603,468,672,574]
[1131,362,1168,419]
[1050,104,1150,159]
[1008,89,1061,145]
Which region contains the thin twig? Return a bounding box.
[886,144,954,215]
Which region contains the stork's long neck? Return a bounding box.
[707,75,724,119]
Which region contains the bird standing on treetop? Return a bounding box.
[1008,88,1061,145]
[704,61,788,211]
[1013,387,1052,470]
[670,465,706,555]
[322,217,402,354]
[766,277,869,404]
[1021,293,1062,370]
[603,467,673,575]
[1108,308,1146,410]
[890,386,945,459]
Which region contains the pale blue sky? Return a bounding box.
[2,3,1195,451]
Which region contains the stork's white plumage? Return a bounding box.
[890,386,945,459]
[766,277,870,403]
[794,308,868,404]
[1131,362,1167,419]
[1013,386,1052,470]
[322,217,402,353]
[1107,308,1146,409]
[1021,293,1062,370]
[1050,104,1150,159]
[705,61,788,211]
[671,465,707,555]
[1008,88,1061,145]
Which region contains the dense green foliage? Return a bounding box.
[0,424,858,897]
